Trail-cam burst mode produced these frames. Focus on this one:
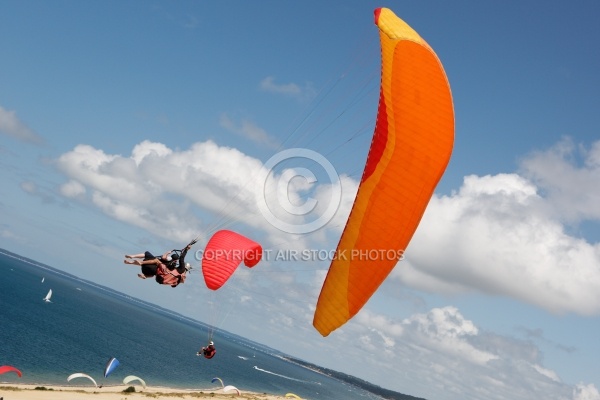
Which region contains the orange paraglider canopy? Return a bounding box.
[313,7,454,336]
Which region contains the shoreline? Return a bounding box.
[0,384,289,399]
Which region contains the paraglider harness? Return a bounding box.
[155,238,197,288]
[155,264,186,287]
[201,344,216,359]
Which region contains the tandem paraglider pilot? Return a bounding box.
[197,341,216,359]
[124,244,192,288]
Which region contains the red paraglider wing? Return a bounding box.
[202,230,262,290]
[0,365,22,377]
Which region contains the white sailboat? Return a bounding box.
[41,277,45,283]
[43,289,53,303]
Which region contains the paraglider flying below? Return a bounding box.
[122,231,261,357]
[197,230,262,358]
[197,340,216,359]
[124,239,197,288]
[313,7,455,336]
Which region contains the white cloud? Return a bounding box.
[409,306,478,338]
[533,364,561,382]
[396,164,600,315]
[54,140,349,248]
[60,180,86,198]
[220,113,279,149]
[260,76,301,96]
[259,76,317,102]
[402,307,498,366]
[0,105,43,144]
[303,305,579,400]
[520,137,600,223]
[573,383,600,400]
[356,309,404,338]
[131,141,173,165]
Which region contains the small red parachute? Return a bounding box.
[0,365,22,377]
[202,230,262,290]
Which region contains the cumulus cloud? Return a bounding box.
[54,140,352,248]
[319,306,596,400]
[520,137,600,223]
[0,105,43,144]
[60,180,86,198]
[573,383,600,400]
[55,141,254,243]
[402,307,498,366]
[395,145,600,315]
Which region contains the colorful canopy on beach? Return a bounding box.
[0,365,22,377]
[223,385,241,395]
[211,377,225,388]
[123,375,147,388]
[104,357,120,378]
[67,372,98,387]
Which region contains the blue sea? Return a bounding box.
[0,250,382,400]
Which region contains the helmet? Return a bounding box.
[209,341,214,346]
[171,253,180,260]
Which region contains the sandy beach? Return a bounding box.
[0,384,290,400]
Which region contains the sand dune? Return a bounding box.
[0,384,290,400]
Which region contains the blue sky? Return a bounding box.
[1,1,600,400]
